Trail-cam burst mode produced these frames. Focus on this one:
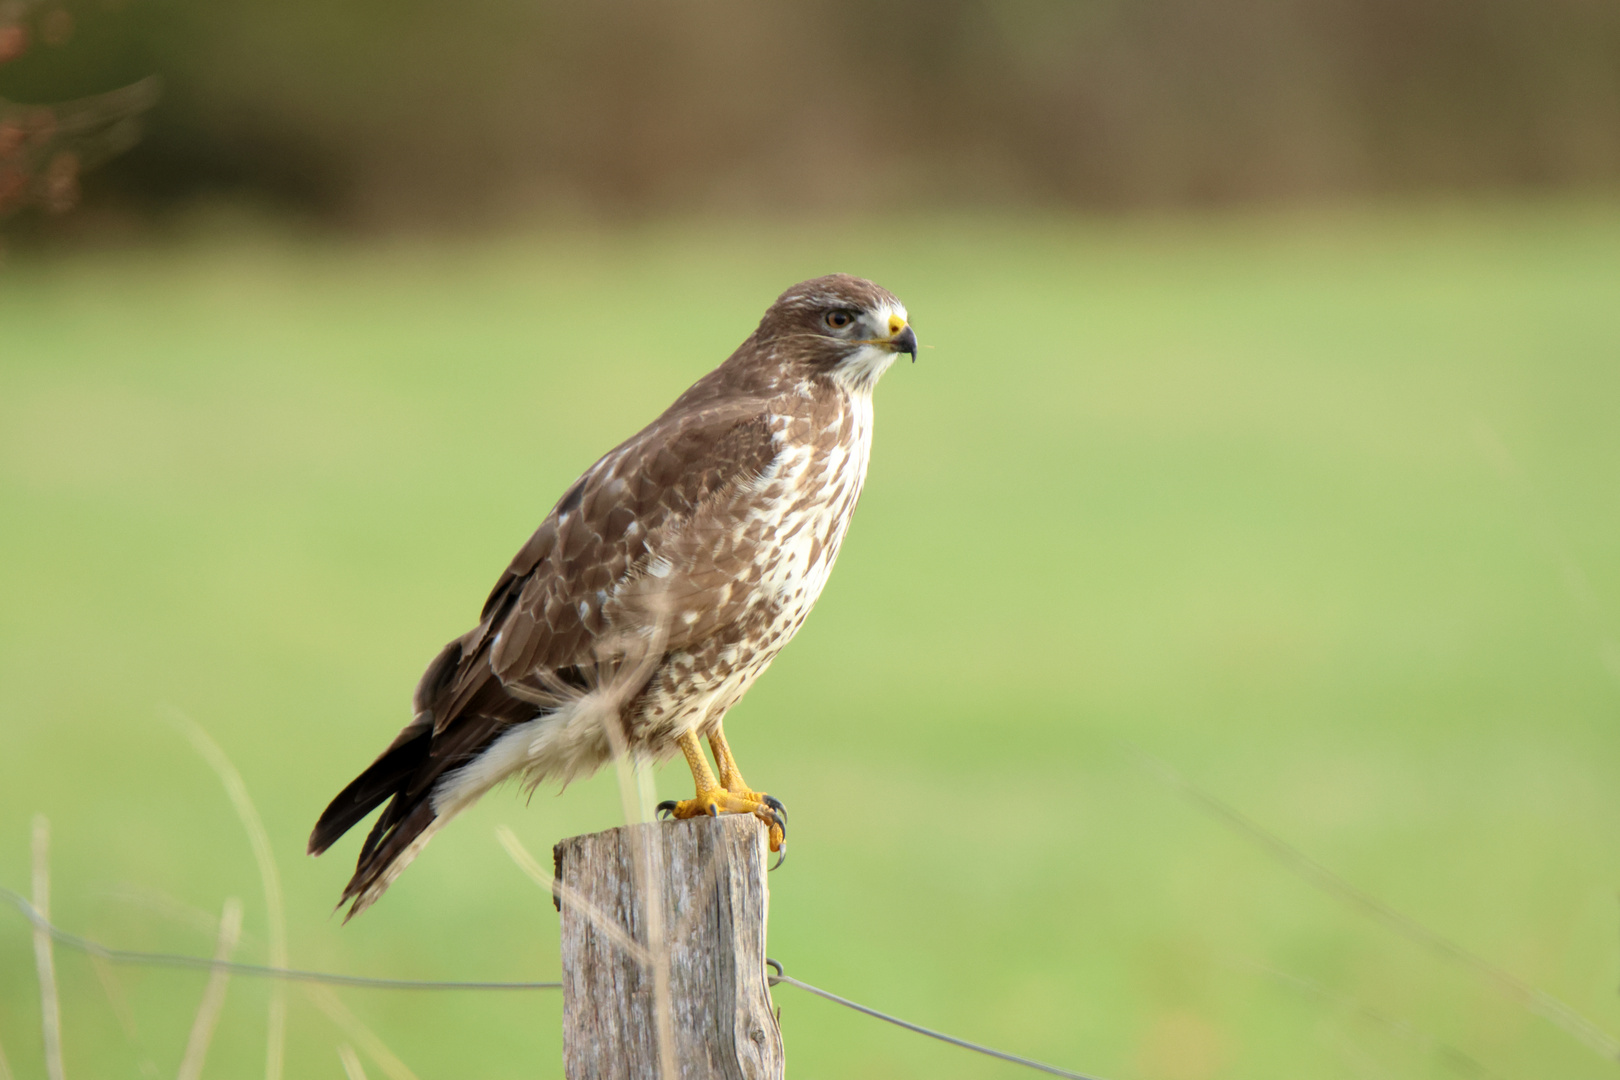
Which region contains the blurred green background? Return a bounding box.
[4,1,1620,1078]
[4,208,1620,1078]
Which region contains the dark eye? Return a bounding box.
[824,310,855,330]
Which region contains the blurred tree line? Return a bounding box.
[2,0,1618,224]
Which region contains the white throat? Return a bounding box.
[830,342,899,395]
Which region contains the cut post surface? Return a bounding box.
[554,814,783,1080]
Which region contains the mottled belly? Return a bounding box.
[629,394,872,752]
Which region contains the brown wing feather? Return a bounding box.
[310,393,782,915]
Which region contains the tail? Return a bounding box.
[309,707,527,919]
[308,719,443,920]
[310,634,513,920]
[310,625,641,918]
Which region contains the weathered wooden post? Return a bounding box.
[553,814,784,1080]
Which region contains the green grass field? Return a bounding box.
[3,204,1620,1079]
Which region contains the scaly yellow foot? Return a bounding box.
[707,727,787,859]
[657,730,787,864]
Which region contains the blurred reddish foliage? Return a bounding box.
[0,0,155,219]
[0,86,157,217]
[0,22,26,63]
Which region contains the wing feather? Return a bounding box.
[311,395,785,915]
[480,401,777,685]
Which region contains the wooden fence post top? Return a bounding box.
[554,815,784,1080]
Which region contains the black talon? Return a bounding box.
[761,802,787,868]
[655,800,678,819]
[760,795,788,847]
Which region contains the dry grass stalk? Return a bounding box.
[627,760,678,1080]
[520,615,681,1080]
[86,954,139,1039]
[594,746,679,1079]
[595,740,679,1078]
[301,986,418,1080]
[497,826,651,964]
[167,710,288,1080]
[175,896,243,1080]
[0,1028,15,1080]
[1135,747,1620,1061]
[588,622,679,1080]
[337,1044,368,1080]
[100,885,418,1080]
[1233,957,1504,1079]
[87,953,160,1078]
[107,883,223,937]
[31,814,65,1080]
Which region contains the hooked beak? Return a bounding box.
[885,317,918,363]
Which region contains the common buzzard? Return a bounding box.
[309,274,917,917]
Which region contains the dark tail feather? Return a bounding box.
[337,797,440,921]
[309,718,451,920]
[309,708,518,919]
[311,632,543,918]
[308,720,433,857]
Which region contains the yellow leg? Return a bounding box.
[708,729,752,794]
[680,728,720,791]
[658,730,786,856]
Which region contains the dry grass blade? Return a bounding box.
[108,884,224,937]
[87,953,138,1039]
[176,897,243,1080]
[337,1044,369,1080]
[31,814,65,1080]
[166,709,288,1080]
[0,1029,14,1080]
[87,953,160,1078]
[577,615,679,1080]
[301,986,418,1080]
[493,616,679,1074]
[1472,417,1620,689]
[1324,1025,1395,1080]
[617,762,677,1080]
[496,825,650,964]
[1132,746,1620,1062]
[1233,958,1506,1080]
[54,878,420,1080]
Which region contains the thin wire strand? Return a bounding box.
[6,885,1103,1079]
[766,960,1106,1080]
[1,888,559,991]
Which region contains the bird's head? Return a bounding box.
[754,273,917,393]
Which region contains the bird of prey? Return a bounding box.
[309,274,917,917]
